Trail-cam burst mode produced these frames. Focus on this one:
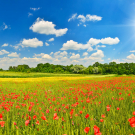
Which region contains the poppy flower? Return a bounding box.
[25,120,30,126]
[33,115,37,120]
[85,114,89,119]
[36,120,40,125]
[0,121,5,127]
[84,127,90,133]
[128,117,135,127]
[41,115,47,120]
[100,119,104,122]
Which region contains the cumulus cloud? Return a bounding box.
[30,7,40,11]
[61,37,119,51]
[29,18,68,37]
[8,52,20,57]
[83,52,88,56]
[48,38,54,42]
[0,49,9,55]
[68,14,102,24]
[68,13,77,22]
[70,54,80,59]
[19,38,43,48]
[45,42,49,46]
[60,51,67,56]
[127,54,135,59]
[87,37,120,46]
[2,43,8,47]
[72,60,79,63]
[42,54,52,59]
[100,37,120,45]
[60,40,90,51]
[91,50,104,58]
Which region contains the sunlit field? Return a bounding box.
[0,76,135,135]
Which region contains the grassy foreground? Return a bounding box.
[0,76,135,135]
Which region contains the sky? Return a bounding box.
[1,0,135,70]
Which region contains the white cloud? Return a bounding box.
[54,51,60,56]
[60,51,67,56]
[91,50,104,58]
[72,60,79,63]
[30,7,40,11]
[2,43,8,47]
[60,40,91,51]
[45,42,49,46]
[3,23,8,30]
[127,54,135,59]
[29,18,68,37]
[108,58,111,60]
[20,38,43,48]
[83,52,88,56]
[48,38,54,42]
[100,37,120,45]
[8,52,20,57]
[113,48,115,50]
[33,53,45,57]
[0,49,9,55]
[77,14,102,23]
[87,38,101,46]
[86,14,102,21]
[87,37,120,46]
[130,50,135,52]
[50,52,53,55]
[28,12,33,17]
[83,24,86,27]
[42,54,52,59]
[112,59,125,64]
[70,54,80,59]
[68,13,77,22]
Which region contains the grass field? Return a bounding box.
[0,75,135,135]
[0,71,134,78]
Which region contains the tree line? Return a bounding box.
[4,62,135,75]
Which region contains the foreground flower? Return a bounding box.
[85,114,89,119]
[25,120,30,126]
[93,125,102,135]
[128,117,135,127]
[0,121,5,127]
[84,127,90,133]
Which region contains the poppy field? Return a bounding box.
[0,76,135,135]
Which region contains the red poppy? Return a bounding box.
[100,119,104,122]
[84,127,90,133]
[33,115,37,120]
[25,120,30,126]
[85,114,89,119]
[41,115,47,120]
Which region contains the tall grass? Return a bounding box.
[0,77,135,134]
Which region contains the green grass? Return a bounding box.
[0,71,134,78]
[0,76,135,134]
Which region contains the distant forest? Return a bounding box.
[1,62,135,75]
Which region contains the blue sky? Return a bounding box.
[0,0,135,69]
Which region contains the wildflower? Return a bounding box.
[84,127,90,133]
[25,120,30,126]
[100,119,104,122]
[85,114,89,119]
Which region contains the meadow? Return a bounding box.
[0,75,135,135]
